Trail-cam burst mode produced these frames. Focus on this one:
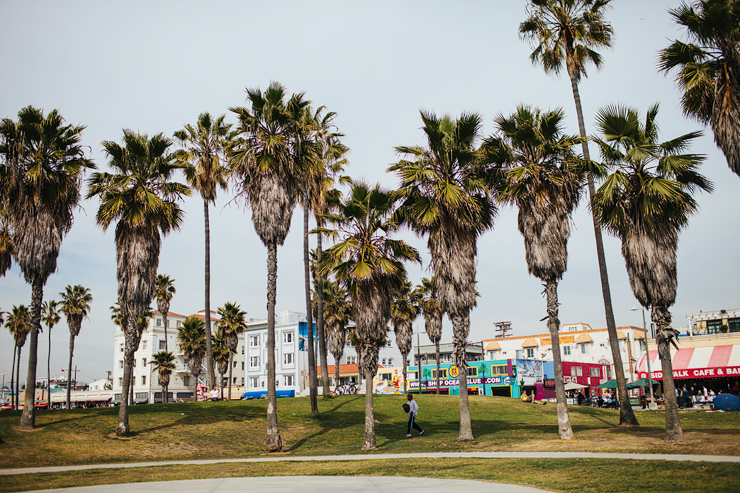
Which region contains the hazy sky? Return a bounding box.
[1,1,738,385]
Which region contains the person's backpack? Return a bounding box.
[402,403,410,413]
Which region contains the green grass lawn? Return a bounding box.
[2,394,740,492]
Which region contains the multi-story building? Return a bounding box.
[112,309,245,404]
[686,309,740,335]
[483,323,647,383]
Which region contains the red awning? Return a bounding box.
[636,345,740,380]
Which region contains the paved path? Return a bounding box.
[22,476,550,493]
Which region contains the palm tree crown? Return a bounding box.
[7,305,31,347]
[178,316,206,377]
[658,0,740,176]
[217,302,247,353]
[59,285,93,337]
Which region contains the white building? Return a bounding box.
[484,323,648,382]
[112,309,245,404]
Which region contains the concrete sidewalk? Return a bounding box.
[23,476,551,493]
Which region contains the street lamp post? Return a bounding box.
[632,307,656,410]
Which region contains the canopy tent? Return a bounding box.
[597,379,618,389]
[636,345,740,380]
[627,378,657,389]
[564,382,588,391]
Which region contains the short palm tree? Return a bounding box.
[178,316,206,401]
[153,274,176,351]
[0,106,94,428]
[518,0,640,427]
[174,113,231,389]
[391,279,420,394]
[6,305,31,411]
[230,82,307,452]
[483,105,587,440]
[659,0,740,177]
[390,111,495,442]
[87,130,188,436]
[591,103,712,444]
[320,278,352,389]
[212,332,230,399]
[41,300,60,403]
[59,284,93,410]
[413,277,444,394]
[318,181,421,450]
[217,301,247,400]
[150,351,175,404]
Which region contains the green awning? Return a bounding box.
[597,379,619,389]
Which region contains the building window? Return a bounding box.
[570,366,583,377]
[284,353,294,366]
[241,362,244,370]
[347,356,356,365]
[729,318,740,333]
[590,368,600,377]
[159,340,165,350]
[241,378,244,385]
[233,361,237,368]
[119,343,124,353]
[118,377,122,386]
[441,354,451,363]
[489,350,501,360]
[183,376,189,386]
[241,346,244,355]
[525,348,535,358]
[581,343,591,354]
[388,358,393,366]
[233,377,237,384]
[467,367,478,377]
[491,365,507,375]
[516,350,523,359]
[249,377,259,388]
[379,372,393,381]
[431,369,448,379]
[563,345,571,356]
[119,360,124,369]
[284,375,294,387]
[250,356,260,368]
[284,332,293,344]
[250,335,260,347]
[176,320,182,327]
[141,375,146,385]
[156,318,161,327]
[135,392,147,399]
[142,340,147,350]
[142,358,147,367]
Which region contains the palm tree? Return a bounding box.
[659,0,740,177]
[150,351,175,404]
[217,301,247,400]
[6,305,31,410]
[390,111,495,442]
[230,82,307,452]
[413,277,444,394]
[0,208,11,277]
[87,129,188,436]
[173,113,231,389]
[483,105,587,440]
[391,280,420,394]
[212,332,230,400]
[153,274,176,351]
[178,316,206,402]
[321,279,352,389]
[0,106,94,428]
[59,284,93,410]
[318,181,421,450]
[41,300,60,404]
[518,0,639,427]
[109,300,152,406]
[591,103,712,443]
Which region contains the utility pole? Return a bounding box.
[494,321,512,339]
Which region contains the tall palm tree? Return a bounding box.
[153,274,176,351]
[87,129,188,436]
[217,301,247,400]
[212,332,230,400]
[318,181,421,450]
[41,300,60,404]
[174,113,231,388]
[321,279,352,389]
[391,280,420,394]
[518,0,639,426]
[230,82,307,452]
[390,111,495,442]
[7,305,31,410]
[178,316,206,402]
[591,103,712,443]
[0,208,11,277]
[659,0,740,177]
[59,284,93,410]
[150,351,175,404]
[0,106,94,428]
[413,277,444,394]
[483,105,587,440]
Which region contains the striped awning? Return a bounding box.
[636,345,740,380]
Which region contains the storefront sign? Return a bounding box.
[539,335,575,346]
[408,375,504,389]
[638,366,740,380]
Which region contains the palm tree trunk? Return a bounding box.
[193,372,198,402]
[117,353,133,436]
[11,346,16,411]
[47,327,52,410]
[653,305,685,443]
[546,280,574,440]
[567,68,638,427]
[266,242,282,452]
[16,346,23,411]
[66,333,75,410]
[452,312,473,442]
[317,234,330,398]
[363,369,376,450]
[435,342,441,395]
[163,313,168,353]
[303,200,318,413]
[402,350,408,394]
[20,279,43,429]
[203,200,216,389]
[129,370,134,406]
[228,352,233,401]
[334,360,340,392]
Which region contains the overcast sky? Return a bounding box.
[1,1,738,385]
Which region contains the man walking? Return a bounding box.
[406,392,424,438]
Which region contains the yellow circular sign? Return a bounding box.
[449,365,459,378]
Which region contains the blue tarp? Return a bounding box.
[241,390,295,400]
[713,394,740,412]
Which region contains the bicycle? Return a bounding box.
[332,383,358,395]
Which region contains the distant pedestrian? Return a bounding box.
[405,392,424,438]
